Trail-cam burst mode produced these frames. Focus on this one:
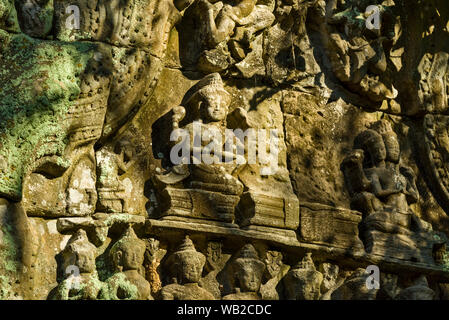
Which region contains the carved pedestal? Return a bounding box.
[364,230,439,264]
[299,202,365,251]
[157,187,240,227]
[362,211,444,264]
[237,192,299,235]
[97,187,125,213]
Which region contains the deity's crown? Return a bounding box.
[63,229,96,256]
[172,235,205,263]
[353,129,383,150]
[292,252,316,271]
[184,73,231,107]
[233,244,265,272]
[110,225,145,256]
[369,120,394,136]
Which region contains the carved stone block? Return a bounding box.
[364,230,439,264]
[299,203,364,251]
[237,192,299,231]
[157,187,240,226]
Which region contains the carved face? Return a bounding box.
[285,278,305,300]
[64,249,96,274]
[179,256,204,284]
[114,245,145,271]
[122,246,145,270]
[367,138,387,165]
[285,276,319,300]
[201,93,229,122]
[75,250,96,273]
[383,135,400,163]
[236,263,263,292]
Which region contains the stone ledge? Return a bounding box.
[145,218,449,282]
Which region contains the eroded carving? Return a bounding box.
[153,73,243,226]
[103,226,152,300]
[283,252,323,300]
[320,0,399,106]
[160,236,214,300]
[1,0,449,301]
[53,229,103,300]
[223,244,265,300]
[179,0,275,75]
[342,120,445,263]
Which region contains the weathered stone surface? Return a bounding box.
[299,202,364,251]
[283,253,323,300]
[1,0,449,300]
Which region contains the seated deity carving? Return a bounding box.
[151,72,299,233]
[341,120,446,263]
[152,73,244,226]
[160,236,215,300]
[96,141,135,214]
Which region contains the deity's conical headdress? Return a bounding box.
[233,244,265,273]
[183,73,231,112]
[369,120,394,136]
[369,119,400,163]
[110,225,146,259]
[63,229,96,257]
[171,235,205,265]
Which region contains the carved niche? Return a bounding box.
[151,72,299,234]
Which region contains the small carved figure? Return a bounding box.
[160,236,215,300]
[96,141,135,214]
[283,252,323,300]
[223,244,265,300]
[201,241,225,299]
[53,229,104,300]
[201,0,274,53]
[322,0,398,105]
[144,238,166,295]
[102,226,152,300]
[260,250,288,300]
[346,121,426,231]
[319,263,341,299]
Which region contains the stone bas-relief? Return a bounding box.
[51,229,103,300]
[341,120,446,263]
[151,72,299,234]
[319,0,399,107]
[1,0,449,300]
[159,236,214,300]
[152,73,245,226]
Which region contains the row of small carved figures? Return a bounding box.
[50,226,433,300]
[49,226,339,300]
